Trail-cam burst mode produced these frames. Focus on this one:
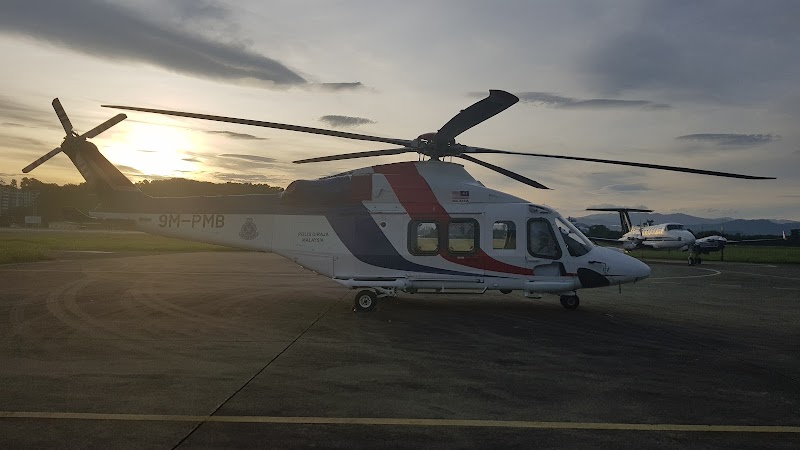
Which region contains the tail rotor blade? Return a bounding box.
[52,98,74,135]
[457,154,549,189]
[81,114,127,139]
[22,147,62,173]
[435,90,518,146]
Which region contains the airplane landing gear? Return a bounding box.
[560,295,580,310]
[354,290,377,312]
[688,256,702,265]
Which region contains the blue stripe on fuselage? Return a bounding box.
[325,205,479,277]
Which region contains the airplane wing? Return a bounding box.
[695,234,786,250]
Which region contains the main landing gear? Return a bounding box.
[559,295,580,310]
[352,287,397,312]
[354,290,377,312]
[688,255,702,265]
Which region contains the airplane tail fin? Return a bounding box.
[586,207,653,234]
[22,98,145,202]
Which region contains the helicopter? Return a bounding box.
[22,91,774,312]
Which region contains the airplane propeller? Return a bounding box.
[103,90,775,188]
[23,98,127,173]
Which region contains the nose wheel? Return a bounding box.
[560,295,580,310]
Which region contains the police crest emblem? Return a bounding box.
[239,218,259,240]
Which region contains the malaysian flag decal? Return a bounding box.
[451,190,470,202]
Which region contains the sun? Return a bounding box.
[101,123,201,178]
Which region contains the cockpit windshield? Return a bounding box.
[555,216,594,257]
[666,224,684,231]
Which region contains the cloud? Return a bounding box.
[118,165,144,174]
[315,82,367,92]
[583,1,800,103]
[182,157,202,163]
[210,172,285,184]
[218,154,276,163]
[676,134,779,146]
[205,130,266,140]
[601,183,651,192]
[0,0,362,90]
[0,96,53,128]
[3,122,25,128]
[516,92,670,110]
[318,115,377,128]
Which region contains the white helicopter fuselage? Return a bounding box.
[93,161,651,296]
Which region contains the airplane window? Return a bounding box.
[448,219,479,254]
[493,221,516,249]
[527,218,562,259]
[555,216,593,257]
[409,221,439,255]
[666,224,684,230]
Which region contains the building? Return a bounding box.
[0,184,38,216]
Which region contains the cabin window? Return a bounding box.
[527,218,562,259]
[493,221,516,249]
[409,220,440,255]
[447,219,479,254]
[555,216,593,257]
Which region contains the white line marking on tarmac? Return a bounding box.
[649,268,721,281]
[1,412,799,433]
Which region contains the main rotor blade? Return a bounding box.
[102,105,414,148]
[52,98,74,135]
[464,147,776,180]
[456,154,549,189]
[293,147,415,164]
[80,114,127,139]
[22,147,62,173]
[435,90,518,147]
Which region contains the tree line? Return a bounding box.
[0,177,283,226]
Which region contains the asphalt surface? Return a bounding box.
[0,252,798,449]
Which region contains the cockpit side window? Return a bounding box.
[527,218,562,259]
[493,221,516,249]
[555,216,593,257]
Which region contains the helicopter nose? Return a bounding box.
[599,247,651,284]
[625,256,651,282]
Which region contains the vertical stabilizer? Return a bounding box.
[586,208,653,234]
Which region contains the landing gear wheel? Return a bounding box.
[354,290,377,312]
[560,295,580,310]
[500,289,512,294]
[688,256,701,266]
[696,257,702,265]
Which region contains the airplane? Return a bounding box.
[21,91,774,311]
[585,207,785,265]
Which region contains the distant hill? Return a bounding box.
[575,212,798,236]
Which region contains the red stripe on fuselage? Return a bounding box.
[373,162,533,276]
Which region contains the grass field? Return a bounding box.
[626,245,800,264]
[0,230,234,264]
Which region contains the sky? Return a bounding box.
[1,0,799,220]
